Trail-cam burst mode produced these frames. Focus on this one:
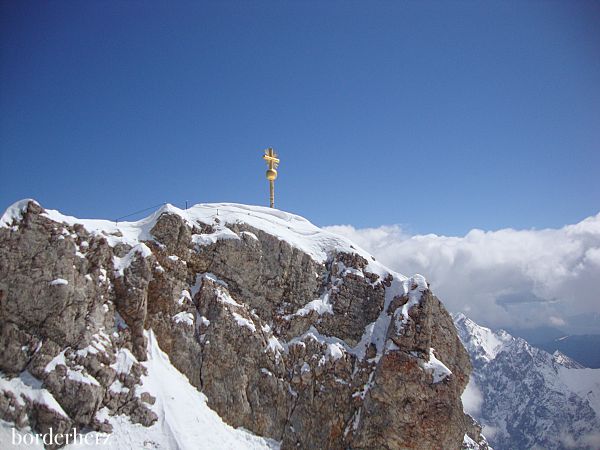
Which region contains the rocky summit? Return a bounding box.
[0,199,486,449]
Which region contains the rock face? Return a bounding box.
[454,313,600,450]
[1,200,476,449]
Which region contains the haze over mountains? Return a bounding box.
[505,325,600,369]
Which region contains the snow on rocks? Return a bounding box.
[352,274,427,361]
[44,351,68,373]
[0,334,281,450]
[191,272,228,299]
[108,379,129,394]
[463,433,484,450]
[455,314,600,450]
[287,326,351,362]
[111,348,137,375]
[423,348,452,383]
[49,278,69,286]
[112,243,152,277]
[45,351,101,387]
[132,330,280,450]
[65,368,101,387]
[232,312,257,333]
[241,231,259,241]
[172,312,195,327]
[453,313,511,364]
[0,371,68,418]
[4,199,399,280]
[266,336,285,357]
[215,287,243,307]
[177,289,192,305]
[191,225,240,248]
[395,274,428,331]
[75,330,112,358]
[0,199,40,229]
[325,342,345,361]
[198,315,210,327]
[284,293,333,319]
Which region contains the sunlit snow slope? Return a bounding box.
[1,331,279,450]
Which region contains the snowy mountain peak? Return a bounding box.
[552,350,585,369]
[453,313,512,366]
[455,314,600,450]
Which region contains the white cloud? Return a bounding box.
[461,378,483,416]
[481,424,499,440]
[324,212,600,331]
[549,316,566,327]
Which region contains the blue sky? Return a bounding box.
[1,0,599,235]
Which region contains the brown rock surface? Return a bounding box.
[0,200,476,449]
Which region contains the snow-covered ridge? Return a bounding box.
[453,313,512,363]
[0,198,39,229]
[1,199,403,281]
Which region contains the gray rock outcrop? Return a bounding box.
[0,200,475,449]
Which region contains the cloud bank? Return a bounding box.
[461,378,483,416]
[324,213,600,332]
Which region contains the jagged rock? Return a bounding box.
[112,246,154,361]
[0,200,475,449]
[462,414,493,450]
[44,367,104,426]
[0,201,158,443]
[350,289,471,450]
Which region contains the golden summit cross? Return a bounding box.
[263,148,279,208]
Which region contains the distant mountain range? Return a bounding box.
[454,313,600,450]
[537,335,600,369]
[506,326,600,368]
